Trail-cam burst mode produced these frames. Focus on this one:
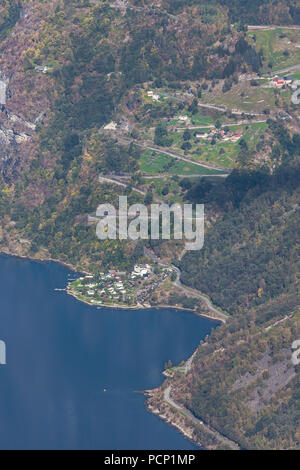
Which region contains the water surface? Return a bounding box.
[0,255,218,449]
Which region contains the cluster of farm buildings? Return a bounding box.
[195,129,242,143]
[270,76,294,88]
[147,90,160,102]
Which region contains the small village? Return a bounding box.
[68,263,172,308]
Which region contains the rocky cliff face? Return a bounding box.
[0,0,57,181]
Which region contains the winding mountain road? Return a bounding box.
[98,175,165,203]
[143,249,228,323]
[175,119,267,131]
[248,25,300,31]
[90,0,181,20]
[172,266,228,323]
[164,386,240,450]
[272,63,300,75]
[116,136,230,173]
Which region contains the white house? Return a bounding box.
[132,264,151,277]
[103,121,117,131]
[35,65,50,74]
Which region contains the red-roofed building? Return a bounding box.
[272,76,286,88]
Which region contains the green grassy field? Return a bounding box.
[211,80,292,113]
[144,177,183,203]
[247,28,300,73]
[167,114,215,127]
[280,70,300,80]
[142,174,228,203]
[138,149,227,175]
[187,111,217,126]
[167,122,268,169]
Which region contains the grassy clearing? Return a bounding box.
[167,113,215,127]
[139,149,226,175]
[282,70,300,80]
[211,82,292,112]
[144,177,183,203]
[247,28,300,73]
[187,111,216,126]
[142,175,227,203]
[167,122,267,169]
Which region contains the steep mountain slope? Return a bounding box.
[153,154,300,449]
[180,159,300,315]
[141,0,300,25]
[0,0,263,270]
[0,0,299,450]
[0,0,22,40]
[182,301,300,449]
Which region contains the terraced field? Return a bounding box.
[139,149,227,175]
[167,122,268,169]
[247,28,300,73]
[210,80,292,113]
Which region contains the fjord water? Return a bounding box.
[0,255,217,450]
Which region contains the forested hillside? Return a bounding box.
[0,0,300,450]
[0,0,22,40]
[149,0,300,25]
[0,0,263,271]
[183,302,300,449]
[156,152,300,449]
[180,156,300,315]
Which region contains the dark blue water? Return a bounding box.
[0,254,218,450]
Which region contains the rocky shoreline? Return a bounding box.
[145,386,239,450]
[0,246,90,275]
[145,387,227,450]
[145,388,203,448]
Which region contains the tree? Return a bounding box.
[182,141,192,151]
[144,190,153,205]
[183,129,191,141]
[188,98,198,115]
[154,122,172,146]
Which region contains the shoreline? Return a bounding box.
[145,392,204,450]
[67,285,222,323]
[0,247,225,323]
[144,387,240,450]
[0,247,91,276]
[0,247,226,448]
[67,286,141,310]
